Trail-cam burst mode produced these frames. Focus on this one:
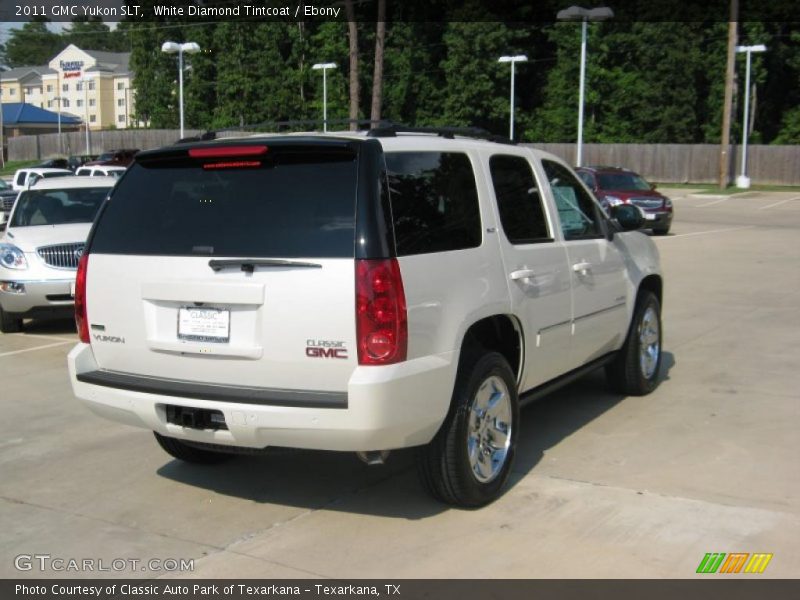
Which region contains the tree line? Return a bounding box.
[2,2,799,144]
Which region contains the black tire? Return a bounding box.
[417,351,519,508]
[606,291,662,396]
[0,305,23,334]
[154,432,235,464]
[653,227,670,236]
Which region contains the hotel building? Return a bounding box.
[0,44,137,130]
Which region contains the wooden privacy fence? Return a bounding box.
[526,143,800,186]
[7,132,800,185]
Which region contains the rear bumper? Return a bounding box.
[68,343,457,452]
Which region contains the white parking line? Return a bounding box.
[9,333,77,343]
[0,340,73,358]
[654,226,754,240]
[758,196,800,210]
[695,197,729,207]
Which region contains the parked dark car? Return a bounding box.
[576,166,673,235]
[67,155,99,172]
[37,158,70,170]
[84,149,140,167]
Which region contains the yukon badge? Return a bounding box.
[306,339,348,359]
[93,334,125,344]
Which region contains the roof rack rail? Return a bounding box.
[175,130,217,144]
[174,121,514,145]
[175,118,395,144]
[366,124,515,145]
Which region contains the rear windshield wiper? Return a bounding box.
[208,258,322,273]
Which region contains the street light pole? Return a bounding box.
[735,44,766,189]
[312,63,337,132]
[55,96,62,154]
[498,55,528,140]
[162,42,201,138]
[81,77,90,155]
[577,19,588,166]
[556,5,614,167]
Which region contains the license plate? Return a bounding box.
[69,281,75,298]
[178,307,230,343]
[645,213,657,221]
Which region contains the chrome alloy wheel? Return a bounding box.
[639,306,661,379]
[467,375,513,483]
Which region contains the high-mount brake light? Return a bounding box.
[356,259,408,365]
[188,145,268,159]
[74,253,90,343]
[202,160,261,170]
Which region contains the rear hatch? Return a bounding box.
[84,139,371,393]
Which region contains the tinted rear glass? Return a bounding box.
[385,152,481,256]
[11,187,109,227]
[90,146,358,258]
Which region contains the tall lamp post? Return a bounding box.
[735,44,766,189]
[312,63,337,132]
[498,55,528,141]
[54,96,63,154]
[556,5,614,167]
[161,41,201,138]
[80,77,90,155]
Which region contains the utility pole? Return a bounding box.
[718,0,738,189]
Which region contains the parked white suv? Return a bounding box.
[11,167,73,191]
[75,165,126,178]
[68,128,663,506]
[0,176,115,332]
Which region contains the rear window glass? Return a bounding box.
[10,187,109,227]
[385,152,481,256]
[90,146,358,258]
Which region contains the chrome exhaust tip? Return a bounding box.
[356,450,390,466]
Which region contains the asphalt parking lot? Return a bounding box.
[1,188,798,579]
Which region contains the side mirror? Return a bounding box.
[650,182,658,190]
[610,204,645,231]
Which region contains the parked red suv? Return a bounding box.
[576,166,673,235]
[84,148,139,167]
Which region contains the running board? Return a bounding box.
[519,352,616,408]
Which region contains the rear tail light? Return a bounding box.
[74,253,90,343]
[356,259,407,365]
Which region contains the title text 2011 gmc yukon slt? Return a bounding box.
[68,128,663,507]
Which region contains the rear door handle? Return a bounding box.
[510,269,537,281]
[572,261,592,275]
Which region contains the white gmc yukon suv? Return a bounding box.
[68,127,663,507]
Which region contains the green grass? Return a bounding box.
[0,159,39,178]
[656,183,800,194]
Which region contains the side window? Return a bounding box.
[16,172,27,186]
[489,154,550,244]
[385,152,481,256]
[577,171,595,189]
[542,160,603,240]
